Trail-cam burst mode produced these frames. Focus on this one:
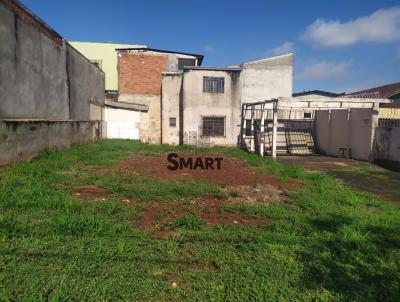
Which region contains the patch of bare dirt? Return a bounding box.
[97,152,299,190]
[139,203,184,238]
[222,184,287,205]
[137,197,268,238]
[198,197,267,226]
[73,185,107,201]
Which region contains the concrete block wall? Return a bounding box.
[0,2,69,119]
[0,1,105,122]
[0,120,100,166]
[0,0,105,165]
[67,44,105,121]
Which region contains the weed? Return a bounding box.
[170,214,205,230]
[0,140,399,301]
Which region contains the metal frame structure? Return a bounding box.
[240,97,388,159]
[240,99,279,158]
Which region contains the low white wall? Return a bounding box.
[103,107,140,140]
[314,108,374,161]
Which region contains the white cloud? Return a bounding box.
[298,61,351,80]
[203,45,215,52]
[271,42,294,55]
[302,6,400,48]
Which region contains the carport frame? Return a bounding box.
[240,97,388,159]
[241,99,279,159]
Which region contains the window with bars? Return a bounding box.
[203,77,225,93]
[169,117,176,127]
[202,116,225,137]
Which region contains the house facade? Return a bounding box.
[161,54,294,146]
[116,48,203,144]
[71,40,293,146]
[70,43,205,143]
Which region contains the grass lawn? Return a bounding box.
[0,140,399,301]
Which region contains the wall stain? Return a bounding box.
[13,13,19,65]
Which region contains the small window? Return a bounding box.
[169,117,176,127]
[202,117,225,137]
[304,112,312,119]
[203,77,224,93]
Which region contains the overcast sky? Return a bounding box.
[21,0,400,93]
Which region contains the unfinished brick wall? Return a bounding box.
[119,52,168,95]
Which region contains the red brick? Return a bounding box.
[119,52,168,95]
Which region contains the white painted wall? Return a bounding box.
[119,93,161,144]
[314,108,374,161]
[103,107,140,140]
[349,109,374,160]
[241,54,293,104]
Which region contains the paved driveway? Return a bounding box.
[278,155,400,206]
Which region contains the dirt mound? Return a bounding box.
[74,185,107,201]
[108,153,296,189]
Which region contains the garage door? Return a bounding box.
[104,108,140,140]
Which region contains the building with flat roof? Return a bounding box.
[116,47,203,143]
[162,54,294,146]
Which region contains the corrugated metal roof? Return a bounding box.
[347,82,400,99]
[105,101,148,112]
[293,90,345,97]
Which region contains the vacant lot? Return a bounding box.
[1,140,399,301]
